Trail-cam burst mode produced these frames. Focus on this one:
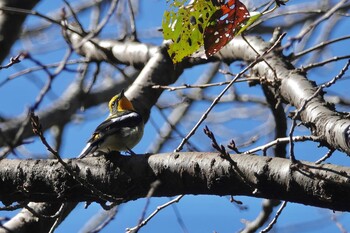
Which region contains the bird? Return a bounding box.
[78,89,144,158]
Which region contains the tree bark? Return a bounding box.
[1,152,350,212]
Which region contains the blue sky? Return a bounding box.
[1,0,350,232]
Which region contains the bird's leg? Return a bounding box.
[126,147,137,156]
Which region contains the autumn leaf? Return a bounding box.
[204,0,250,57]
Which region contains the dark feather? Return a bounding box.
[79,111,142,158]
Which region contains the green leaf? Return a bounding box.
[162,0,218,63]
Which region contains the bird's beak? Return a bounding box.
[120,89,125,97]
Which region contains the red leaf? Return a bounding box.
[204,0,250,57]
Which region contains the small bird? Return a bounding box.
[78,89,144,158]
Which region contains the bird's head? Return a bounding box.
[108,89,135,115]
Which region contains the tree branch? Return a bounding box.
[0,152,349,211]
[0,0,40,64]
[216,36,350,155]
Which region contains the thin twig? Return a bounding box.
[293,35,350,60]
[244,135,320,155]
[152,77,258,91]
[260,201,287,233]
[171,201,189,233]
[331,213,348,233]
[25,53,54,110]
[63,0,86,34]
[72,0,119,50]
[127,0,138,40]
[0,112,33,159]
[315,149,335,164]
[290,0,348,42]
[29,111,122,203]
[0,6,61,26]
[0,5,113,64]
[6,59,84,79]
[89,206,119,233]
[85,62,101,93]
[0,53,24,70]
[136,180,162,232]
[48,204,67,233]
[204,126,255,190]
[126,195,184,233]
[203,126,231,158]
[301,55,350,71]
[242,34,279,81]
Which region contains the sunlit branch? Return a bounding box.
[175,33,285,152]
[244,135,319,155]
[289,0,348,43]
[301,55,350,71]
[293,33,350,60]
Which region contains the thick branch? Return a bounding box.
[0,202,77,233]
[0,39,180,148]
[217,36,350,154]
[0,153,349,211]
[62,23,182,121]
[61,23,158,68]
[7,26,347,155]
[0,0,39,64]
[62,28,350,153]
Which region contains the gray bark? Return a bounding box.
[0,152,349,211]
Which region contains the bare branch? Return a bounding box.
[260,201,287,233]
[0,153,350,212]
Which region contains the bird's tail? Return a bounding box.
[78,142,94,158]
